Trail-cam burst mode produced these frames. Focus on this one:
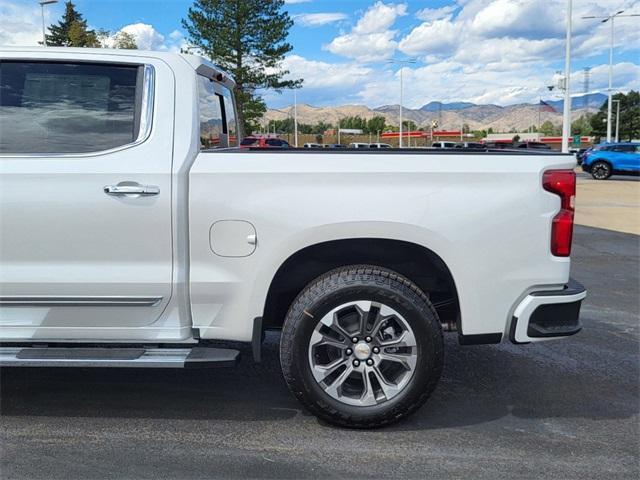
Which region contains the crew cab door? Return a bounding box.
[0,56,174,339]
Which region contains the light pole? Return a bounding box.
[293,89,298,147]
[387,59,416,148]
[560,0,573,153]
[39,0,58,46]
[581,10,639,142]
[613,99,620,142]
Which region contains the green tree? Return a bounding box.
[472,129,487,138]
[590,91,639,141]
[366,116,386,134]
[183,0,301,137]
[539,120,560,136]
[113,31,138,49]
[339,116,367,131]
[571,115,592,136]
[402,120,417,131]
[312,121,333,134]
[46,1,99,47]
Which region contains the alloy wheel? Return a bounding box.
[307,300,418,407]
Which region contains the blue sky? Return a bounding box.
[1,0,639,109]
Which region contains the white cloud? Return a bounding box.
[101,23,187,52]
[399,0,640,62]
[470,0,564,40]
[324,2,407,62]
[352,1,407,34]
[282,54,374,88]
[399,18,462,56]
[295,13,348,27]
[120,23,166,50]
[582,62,640,93]
[0,0,49,46]
[415,5,457,22]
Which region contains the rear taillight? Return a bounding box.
[543,170,576,257]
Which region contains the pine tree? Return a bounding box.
[182,0,302,136]
[46,1,99,47]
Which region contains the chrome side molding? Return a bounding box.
[0,296,163,307]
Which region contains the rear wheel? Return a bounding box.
[280,265,444,428]
[591,160,612,180]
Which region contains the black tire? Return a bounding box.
[591,160,612,180]
[280,265,444,428]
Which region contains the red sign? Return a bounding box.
[380,130,462,139]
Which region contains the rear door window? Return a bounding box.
[221,87,237,147]
[0,61,142,154]
[197,76,224,150]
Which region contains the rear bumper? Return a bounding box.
[510,279,587,344]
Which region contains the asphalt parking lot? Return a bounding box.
[1,223,638,480]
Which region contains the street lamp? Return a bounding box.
[387,58,416,148]
[612,99,621,142]
[39,0,58,47]
[560,0,573,153]
[293,88,299,148]
[581,10,639,142]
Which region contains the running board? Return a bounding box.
[0,346,240,368]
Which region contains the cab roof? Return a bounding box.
[0,46,235,88]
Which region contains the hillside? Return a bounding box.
[264,93,604,132]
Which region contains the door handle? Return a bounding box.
[104,184,160,196]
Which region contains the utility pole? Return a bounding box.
[39,0,58,46]
[613,99,620,142]
[560,0,573,153]
[582,10,639,142]
[583,67,591,114]
[387,59,416,148]
[293,89,299,147]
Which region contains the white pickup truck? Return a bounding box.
[0,48,586,428]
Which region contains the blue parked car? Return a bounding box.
[581,142,640,180]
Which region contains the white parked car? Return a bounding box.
[348,142,371,148]
[369,143,392,149]
[0,48,586,428]
[432,141,457,148]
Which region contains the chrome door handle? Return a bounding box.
[104,184,160,196]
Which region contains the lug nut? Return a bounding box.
[353,359,360,367]
[366,359,374,366]
[346,348,353,356]
[365,336,372,343]
[351,337,359,343]
[372,346,380,354]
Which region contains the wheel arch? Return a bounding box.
[261,238,460,331]
[590,158,614,178]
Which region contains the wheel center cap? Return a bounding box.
[354,342,371,360]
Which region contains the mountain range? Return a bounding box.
[264,93,607,132]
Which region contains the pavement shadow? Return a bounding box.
[2,319,638,430]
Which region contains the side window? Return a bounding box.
[0,61,142,154]
[221,87,237,147]
[197,76,224,150]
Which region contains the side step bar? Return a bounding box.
[0,346,240,368]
